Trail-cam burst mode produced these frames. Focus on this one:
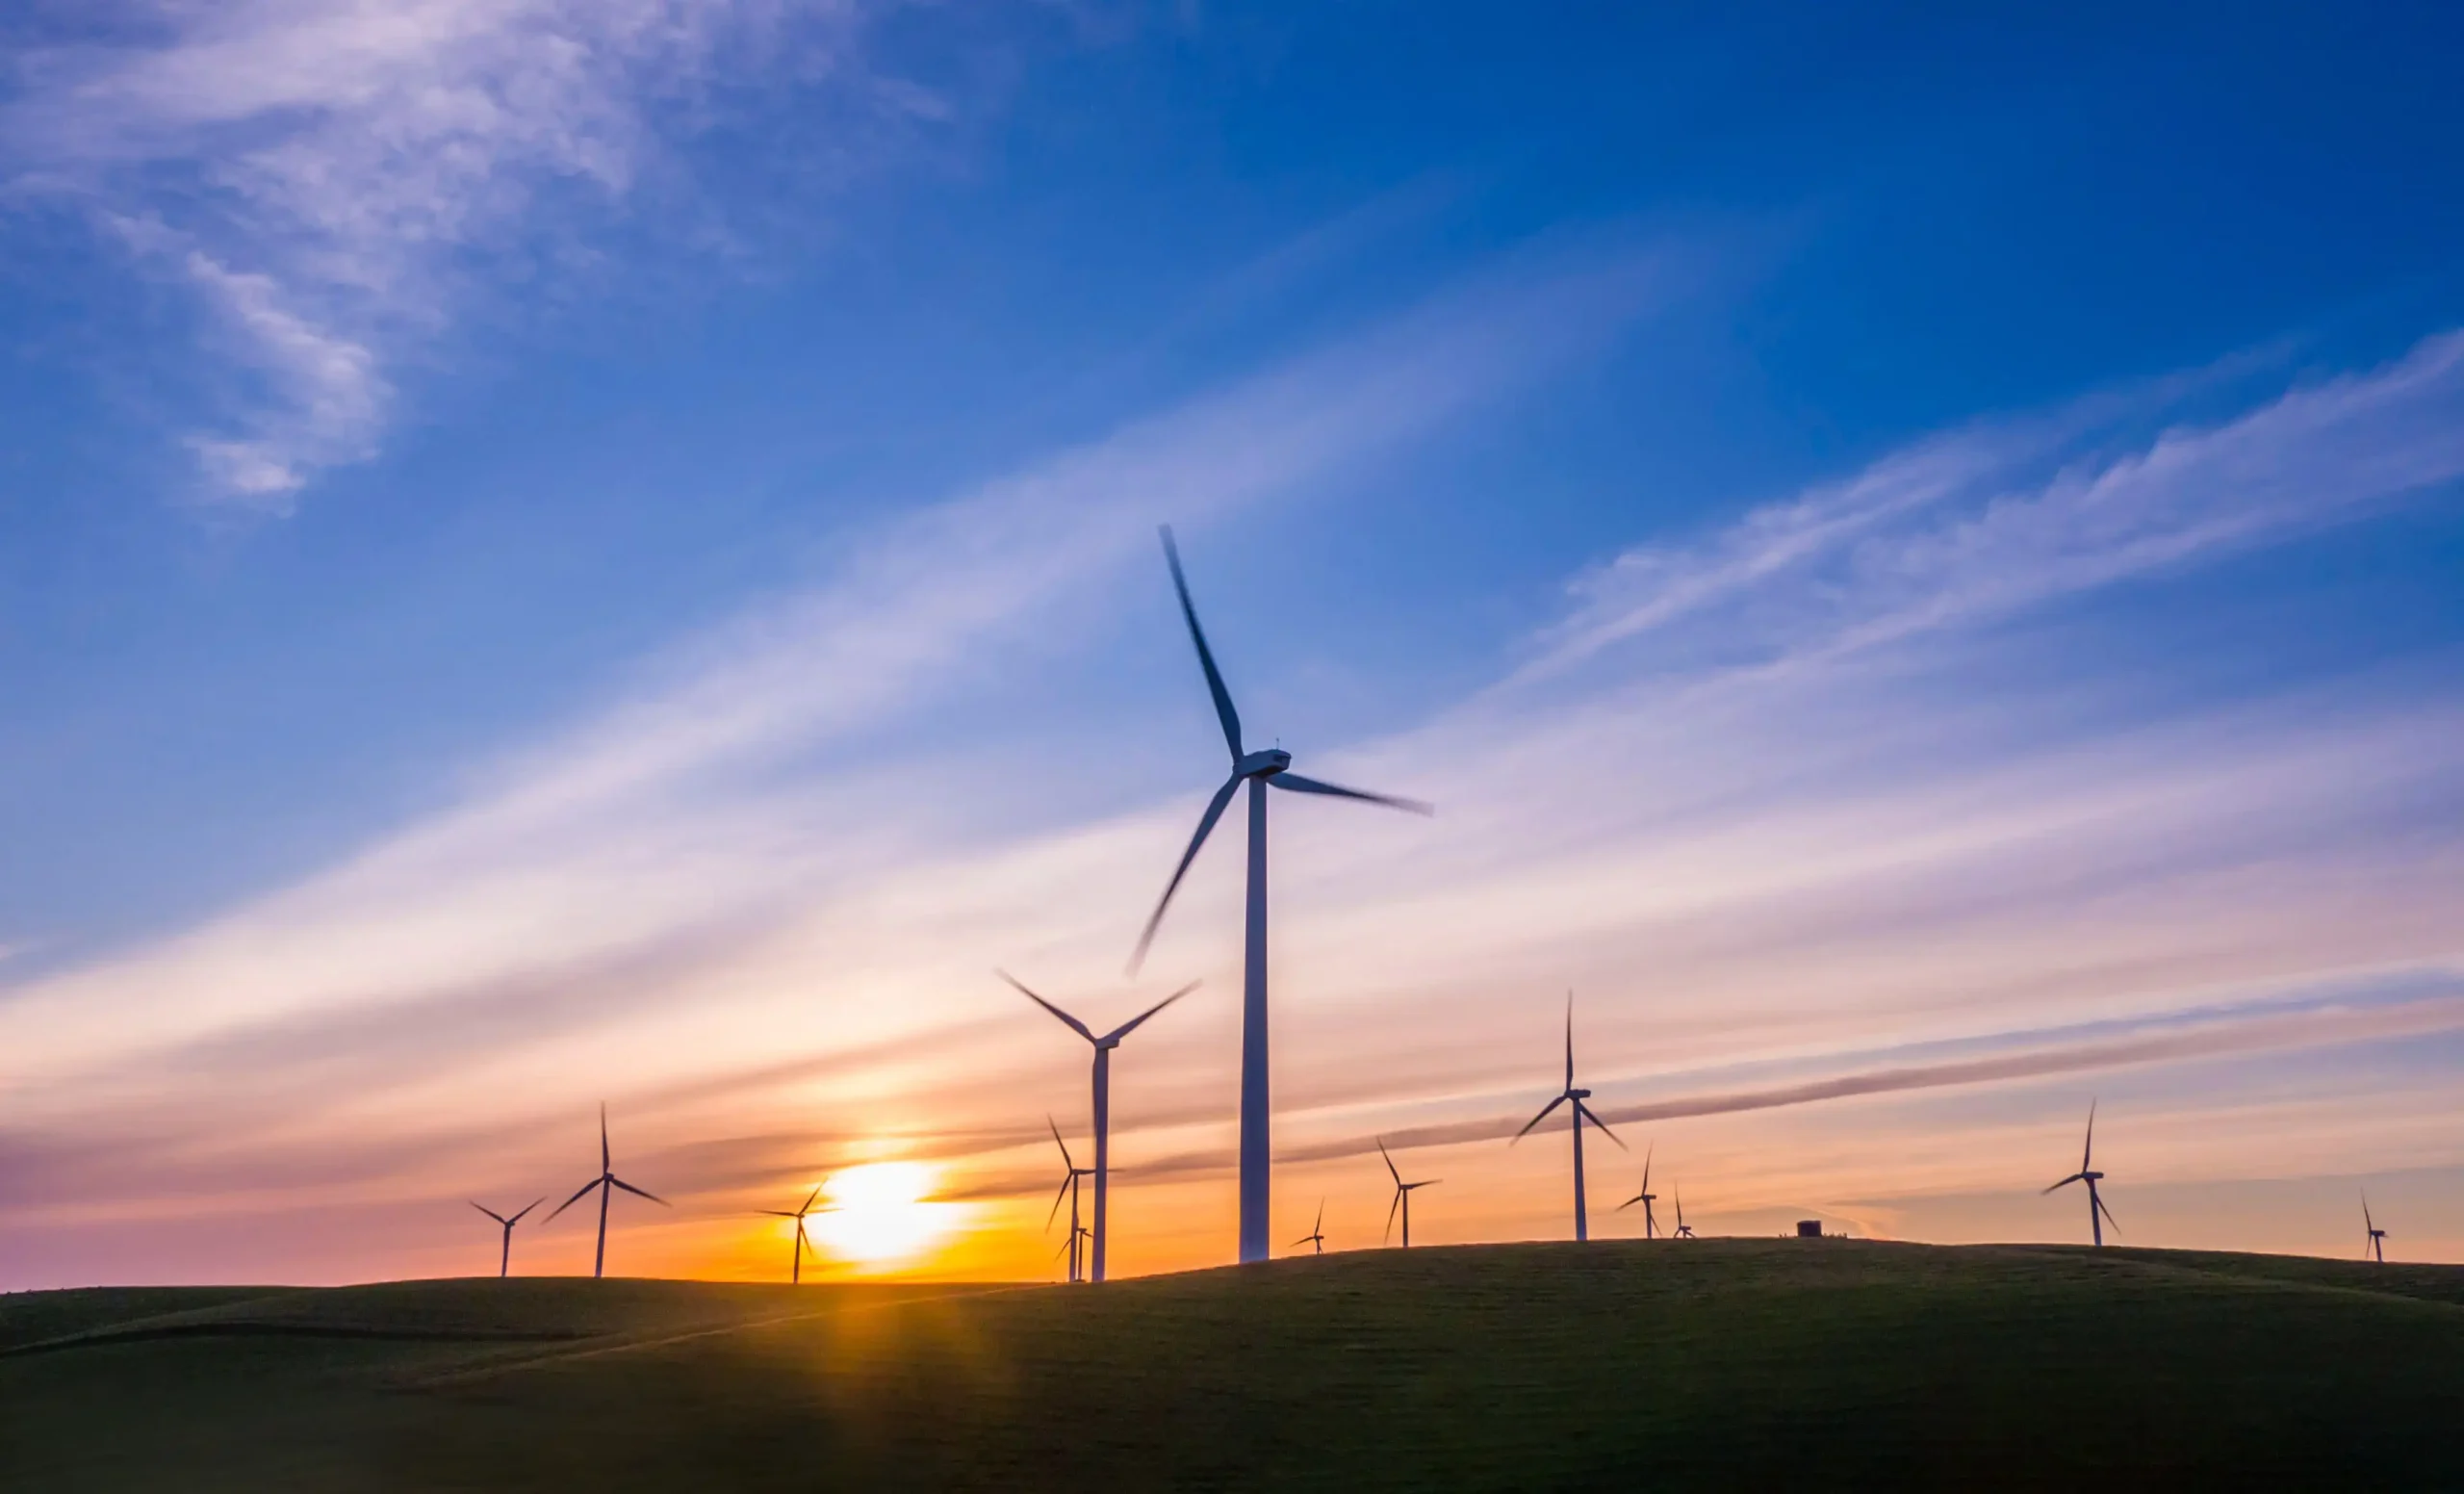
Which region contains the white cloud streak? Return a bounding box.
[4,0,878,506]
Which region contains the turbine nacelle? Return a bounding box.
[1237,748,1293,778]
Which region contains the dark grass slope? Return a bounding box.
[7,1240,2463,1491]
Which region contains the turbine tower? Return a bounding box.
[2042,1100,2117,1248]
[2364,1192,2387,1264]
[1511,994,1625,1242]
[1617,1146,1660,1238]
[1378,1139,1440,1249]
[1045,1117,1095,1283]
[547,1104,670,1278]
[1672,1187,1696,1238]
[469,1198,543,1278]
[1292,1198,1327,1256]
[757,1184,828,1284]
[1006,971,1195,1282]
[1134,528,1432,1264]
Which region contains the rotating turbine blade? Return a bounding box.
[1513,1093,1568,1144]
[1378,1138,1403,1187]
[1159,527,1243,760]
[509,1198,544,1225]
[1106,981,1200,1043]
[608,1176,670,1206]
[2082,1099,2096,1174]
[1048,1116,1076,1172]
[1384,1187,1401,1244]
[1641,1143,1653,1196]
[546,1177,601,1222]
[471,1201,508,1224]
[1266,773,1432,815]
[1576,1099,1627,1149]
[2094,1193,2119,1235]
[2042,1173,2086,1196]
[1002,971,1094,1042]
[601,1103,610,1172]
[802,1186,824,1216]
[1047,1172,1074,1232]
[1131,772,1244,973]
[1564,994,1575,1089]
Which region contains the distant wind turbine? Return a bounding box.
[1006,972,1195,1282]
[546,1104,670,1278]
[2042,1100,2117,1248]
[1511,994,1625,1242]
[1134,528,1433,1264]
[2364,1192,2387,1263]
[469,1198,544,1278]
[1045,1117,1095,1284]
[757,1185,829,1284]
[1617,1146,1660,1238]
[1672,1187,1696,1239]
[1378,1139,1439,1249]
[1292,1198,1327,1255]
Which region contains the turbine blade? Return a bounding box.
[1048,1115,1075,1172]
[1512,1094,1568,1143]
[1576,1100,1627,1149]
[1159,527,1244,760]
[601,1103,610,1172]
[1378,1138,1402,1187]
[1106,980,1200,1043]
[1130,773,1243,973]
[510,1197,544,1225]
[1265,772,1432,815]
[1001,970,1095,1042]
[2042,1173,2086,1196]
[1048,1173,1073,1231]
[609,1176,669,1207]
[2083,1098,2096,1173]
[471,1201,507,1224]
[802,1186,824,1216]
[1641,1142,1653,1195]
[1384,1187,1401,1244]
[546,1177,601,1221]
[1564,993,1575,1090]
[2095,1193,2119,1234]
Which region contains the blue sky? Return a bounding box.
[2,3,2462,1285]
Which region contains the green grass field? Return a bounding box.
[7,1240,2463,1490]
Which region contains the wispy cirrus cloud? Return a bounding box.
[2,0,899,506]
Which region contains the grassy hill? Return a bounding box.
[7,1239,2463,1490]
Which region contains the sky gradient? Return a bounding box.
[4,3,2463,1288]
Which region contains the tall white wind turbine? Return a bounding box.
[2364,1192,2388,1263]
[1044,1117,1095,1284]
[2042,1100,2117,1248]
[1378,1139,1440,1249]
[1134,527,1432,1264]
[1617,1146,1660,1239]
[1511,994,1625,1242]
[1007,973,1195,1283]
[546,1104,670,1278]
[757,1184,829,1284]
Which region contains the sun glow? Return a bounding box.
[807,1162,955,1269]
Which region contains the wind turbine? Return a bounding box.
[1672,1188,1696,1238]
[1292,1198,1327,1256]
[469,1198,543,1278]
[2364,1192,2387,1263]
[1045,1117,1095,1284]
[2043,1100,2118,1248]
[1134,528,1433,1264]
[546,1104,670,1278]
[1378,1139,1439,1249]
[1617,1145,1660,1238]
[757,1185,828,1284]
[1511,994,1625,1242]
[1006,972,1195,1282]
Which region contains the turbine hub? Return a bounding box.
[1569,1088,1591,1099]
[1237,748,1293,778]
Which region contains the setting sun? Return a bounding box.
[806,1163,957,1270]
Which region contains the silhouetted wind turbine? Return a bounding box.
[547,1104,670,1278]
[1672,1187,1696,1238]
[1292,1198,1327,1255]
[1617,1146,1660,1238]
[2042,1100,2117,1248]
[2364,1192,2387,1264]
[757,1185,828,1284]
[470,1198,543,1278]
[1512,994,1626,1242]
[1007,972,1195,1282]
[1378,1139,1439,1249]
[1134,528,1432,1264]
[1045,1117,1095,1283]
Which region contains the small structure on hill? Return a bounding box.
[1795,1219,1823,1238]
